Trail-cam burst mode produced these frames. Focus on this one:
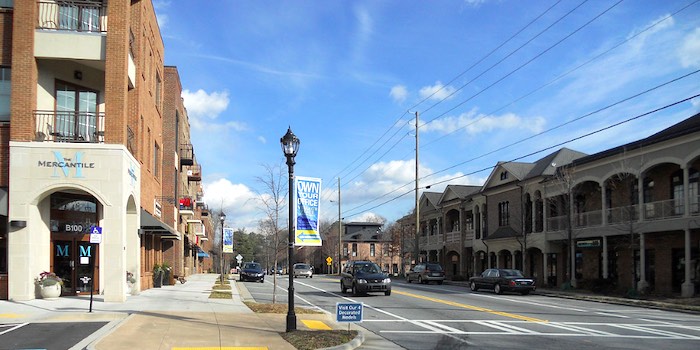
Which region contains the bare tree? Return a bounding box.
[254,163,288,303]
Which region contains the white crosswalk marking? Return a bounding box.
[369,319,700,340]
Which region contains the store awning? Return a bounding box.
[197,250,210,258]
[140,208,181,240]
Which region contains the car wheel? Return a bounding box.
[470,281,478,292]
[418,276,424,284]
[352,284,359,296]
[385,290,391,296]
[310,275,313,278]
[406,276,412,283]
[340,281,346,293]
[494,284,502,295]
[521,290,530,295]
[260,278,264,283]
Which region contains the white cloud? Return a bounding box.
[390,85,408,104]
[203,178,260,231]
[679,27,700,68]
[182,89,229,119]
[419,81,457,101]
[153,0,170,28]
[691,97,700,108]
[464,0,487,7]
[420,110,546,135]
[257,136,267,144]
[333,159,483,223]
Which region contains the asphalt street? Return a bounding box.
[242,274,700,350]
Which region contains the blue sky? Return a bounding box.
[154,0,700,231]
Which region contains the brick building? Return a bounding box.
[0,1,213,301]
[400,113,700,297]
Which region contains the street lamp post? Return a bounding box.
[220,212,226,284]
[281,127,300,332]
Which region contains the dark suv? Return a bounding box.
[340,260,391,296]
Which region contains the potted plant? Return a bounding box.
[35,271,63,299]
[126,271,137,294]
[153,263,163,288]
[161,262,172,286]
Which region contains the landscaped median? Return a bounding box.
[208,276,361,349]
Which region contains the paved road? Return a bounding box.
[0,321,107,350]
[243,274,700,350]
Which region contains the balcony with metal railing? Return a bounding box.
[180,144,194,166]
[187,164,202,182]
[37,0,108,32]
[644,199,684,220]
[34,110,105,143]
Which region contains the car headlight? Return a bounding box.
[383,278,391,283]
[357,279,367,284]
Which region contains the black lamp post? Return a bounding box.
[281,127,300,332]
[220,212,226,284]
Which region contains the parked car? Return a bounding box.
[239,262,265,283]
[469,268,535,295]
[406,262,445,285]
[341,260,391,296]
[293,263,313,278]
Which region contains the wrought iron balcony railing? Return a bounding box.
[37,0,107,33]
[35,110,105,143]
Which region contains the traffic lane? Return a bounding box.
[0,321,107,350]
[244,276,700,349]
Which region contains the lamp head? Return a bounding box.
[280,127,300,158]
[220,212,226,223]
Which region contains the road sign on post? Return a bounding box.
[336,302,363,323]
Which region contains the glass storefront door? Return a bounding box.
[52,238,99,295]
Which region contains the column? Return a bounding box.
[543,251,548,287]
[684,167,690,217]
[601,182,608,226]
[602,236,608,279]
[682,227,695,297]
[638,177,644,221]
[637,233,648,292]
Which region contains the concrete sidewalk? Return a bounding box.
[0,273,360,350]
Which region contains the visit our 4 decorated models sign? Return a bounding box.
[294,176,322,246]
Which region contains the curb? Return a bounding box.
[81,314,134,350]
[319,330,365,350]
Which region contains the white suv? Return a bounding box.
[293,263,313,278]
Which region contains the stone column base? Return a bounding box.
[681,282,695,298]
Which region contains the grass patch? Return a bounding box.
[212,284,232,290]
[209,290,232,299]
[280,330,358,350]
[244,301,358,348]
[243,301,323,314]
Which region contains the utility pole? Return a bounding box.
[337,177,342,275]
[414,111,420,266]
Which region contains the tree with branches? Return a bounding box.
[254,163,288,303]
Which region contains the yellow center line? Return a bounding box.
[393,289,548,323]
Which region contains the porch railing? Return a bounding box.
[34,110,105,143]
[37,0,107,33]
[644,198,684,220]
[445,231,460,243]
[573,210,603,228]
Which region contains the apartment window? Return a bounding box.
[352,243,357,257]
[498,201,509,226]
[155,71,162,109]
[690,169,699,213]
[153,142,160,178]
[343,244,348,257]
[0,0,13,8]
[672,171,684,215]
[0,67,9,121]
[370,243,375,257]
[147,128,151,170]
[58,1,101,32]
[55,81,98,141]
[500,172,508,180]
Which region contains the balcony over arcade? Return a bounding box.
[34,110,105,143]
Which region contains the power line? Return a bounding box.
[419,0,623,129]
[322,0,571,200]
[422,0,700,149]
[343,92,700,218]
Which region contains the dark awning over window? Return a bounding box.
[140,208,180,239]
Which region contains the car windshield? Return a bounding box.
[295,264,309,269]
[501,269,524,277]
[244,263,261,270]
[356,263,381,274]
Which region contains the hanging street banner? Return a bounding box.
[294,176,322,246]
[223,227,234,253]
